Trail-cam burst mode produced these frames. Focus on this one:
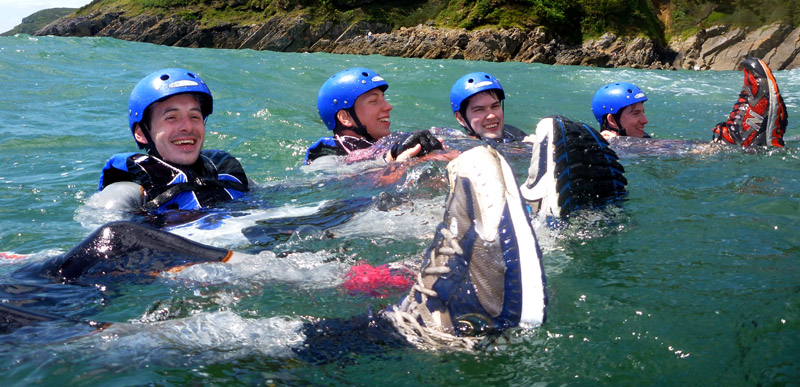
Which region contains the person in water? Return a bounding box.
[90,68,249,213]
[449,72,528,142]
[0,144,549,359]
[305,67,442,164]
[446,72,627,219]
[592,57,788,147]
[591,81,650,140]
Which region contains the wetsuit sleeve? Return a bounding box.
[31,221,233,284]
[306,137,345,164]
[87,181,144,211]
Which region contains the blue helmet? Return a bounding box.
[591,82,647,126]
[317,67,389,130]
[128,68,213,148]
[450,72,505,114]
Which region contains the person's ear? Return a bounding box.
[133,124,149,144]
[336,110,355,128]
[454,111,467,128]
[606,113,619,129]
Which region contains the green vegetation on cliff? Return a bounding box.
[1,8,77,36]
[75,0,800,44]
[666,0,800,37]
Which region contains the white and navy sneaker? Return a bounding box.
[383,145,547,349]
[521,115,627,219]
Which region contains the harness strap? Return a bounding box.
[142,178,248,211]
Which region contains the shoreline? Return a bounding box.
[35,11,800,71]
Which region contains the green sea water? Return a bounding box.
[0,34,799,385]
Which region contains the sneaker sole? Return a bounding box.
[445,145,547,328]
[522,116,627,218]
[757,58,781,146]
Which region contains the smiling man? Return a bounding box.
[591,82,651,139]
[93,68,249,213]
[592,57,788,146]
[306,67,442,164]
[449,72,528,142]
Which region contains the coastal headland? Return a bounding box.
[30,1,800,71]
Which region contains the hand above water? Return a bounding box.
[384,130,443,162]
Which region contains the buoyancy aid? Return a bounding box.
[99,150,248,212]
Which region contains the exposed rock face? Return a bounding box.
[35,11,799,70]
[670,22,800,70]
[310,26,673,69]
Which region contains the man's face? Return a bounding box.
[353,88,393,140]
[136,93,205,165]
[460,91,505,139]
[617,102,648,138]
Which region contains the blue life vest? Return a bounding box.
[99,150,248,212]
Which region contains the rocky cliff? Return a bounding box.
[35,11,800,71]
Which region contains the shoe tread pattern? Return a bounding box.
[550,115,628,217]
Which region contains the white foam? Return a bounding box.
[161,249,349,289]
[83,311,305,365]
[331,196,443,240]
[74,204,133,230]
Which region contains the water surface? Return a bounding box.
[0,34,799,385]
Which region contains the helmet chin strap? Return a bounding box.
[458,105,478,137]
[610,111,628,136]
[137,122,163,159]
[346,107,376,142]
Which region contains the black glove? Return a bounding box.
[389,130,443,159]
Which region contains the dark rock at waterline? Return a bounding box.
[35,11,800,71]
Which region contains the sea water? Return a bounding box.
[0,34,799,385]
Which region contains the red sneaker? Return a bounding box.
[712,57,787,147]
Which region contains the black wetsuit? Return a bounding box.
[1,222,232,330]
[463,124,527,143]
[0,222,410,364]
[20,222,231,285]
[497,124,528,142]
[305,135,375,164]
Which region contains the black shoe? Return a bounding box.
[521,116,627,218]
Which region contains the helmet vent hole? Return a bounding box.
[187,73,196,78]
[468,79,474,83]
[160,75,169,81]
[362,72,369,77]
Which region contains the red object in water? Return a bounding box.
[1,252,30,260]
[342,262,413,298]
